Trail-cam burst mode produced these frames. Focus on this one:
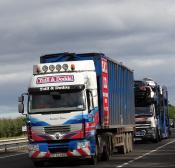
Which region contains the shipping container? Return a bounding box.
[40,53,135,127]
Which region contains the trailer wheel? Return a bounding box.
[129,133,133,152]
[152,129,159,143]
[126,133,130,153]
[88,150,98,165]
[127,133,133,152]
[118,134,126,154]
[101,145,110,161]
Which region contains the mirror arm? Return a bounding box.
[21,92,28,96]
[90,91,94,108]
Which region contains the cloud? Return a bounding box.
[1,0,175,57]
[0,105,20,118]
[1,0,175,117]
[130,59,164,68]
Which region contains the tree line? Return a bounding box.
[169,104,175,119]
[0,105,174,138]
[0,117,26,138]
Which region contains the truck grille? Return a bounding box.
[44,125,71,134]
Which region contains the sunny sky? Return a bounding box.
[0,0,175,118]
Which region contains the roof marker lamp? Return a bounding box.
[49,65,55,72]
[71,64,75,71]
[42,65,48,73]
[56,64,61,71]
[62,64,68,71]
[33,65,41,75]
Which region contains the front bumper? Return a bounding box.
[134,127,157,140]
[28,139,95,160]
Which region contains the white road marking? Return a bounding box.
[0,152,27,159]
[116,139,175,168]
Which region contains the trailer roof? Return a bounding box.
[40,52,134,73]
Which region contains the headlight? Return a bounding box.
[147,128,155,134]
[28,144,39,151]
[77,141,90,149]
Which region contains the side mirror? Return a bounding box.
[18,95,24,103]
[18,103,24,114]
[18,93,27,114]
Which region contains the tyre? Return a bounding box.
[101,145,110,161]
[101,134,111,161]
[158,130,162,141]
[118,145,126,154]
[128,133,133,152]
[118,134,126,154]
[152,129,159,143]
[125,133,129,153]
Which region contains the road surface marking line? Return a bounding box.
[116,139,175,168]
[0,152,27,159]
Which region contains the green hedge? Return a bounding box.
[169,104,175,119]
[0,117,26,138]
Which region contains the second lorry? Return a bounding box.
[134,78,170,142]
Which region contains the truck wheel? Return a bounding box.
[99,134,111,161]
[123,133,130,153]
[130,133,133,152]
[152,130,159,143]
[158,130,162,141]
[126,133,130,153]
[128,133,133,152]
[117,145,126,154]
[101,145,110,161]
[118,134,126,154]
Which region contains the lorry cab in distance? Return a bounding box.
[18,52,135,166]
[134,78,170,142]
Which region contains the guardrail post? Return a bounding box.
[17,143,19,150]
[5,144,7,152]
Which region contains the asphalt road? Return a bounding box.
[0,129,175,168]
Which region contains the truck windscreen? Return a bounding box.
[29,89,85,113]
[135,106,154,116]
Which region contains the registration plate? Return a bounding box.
[52,153,67,157]
[135,131,145,136]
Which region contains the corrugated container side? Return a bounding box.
[40,53,135,127]
[107,60,135,126]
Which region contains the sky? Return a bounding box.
[0,0,175,118]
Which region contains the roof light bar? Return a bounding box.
[56,64,61,71]
[42,65,48,73]
[62,64,68,71]
[49,65,55,71]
